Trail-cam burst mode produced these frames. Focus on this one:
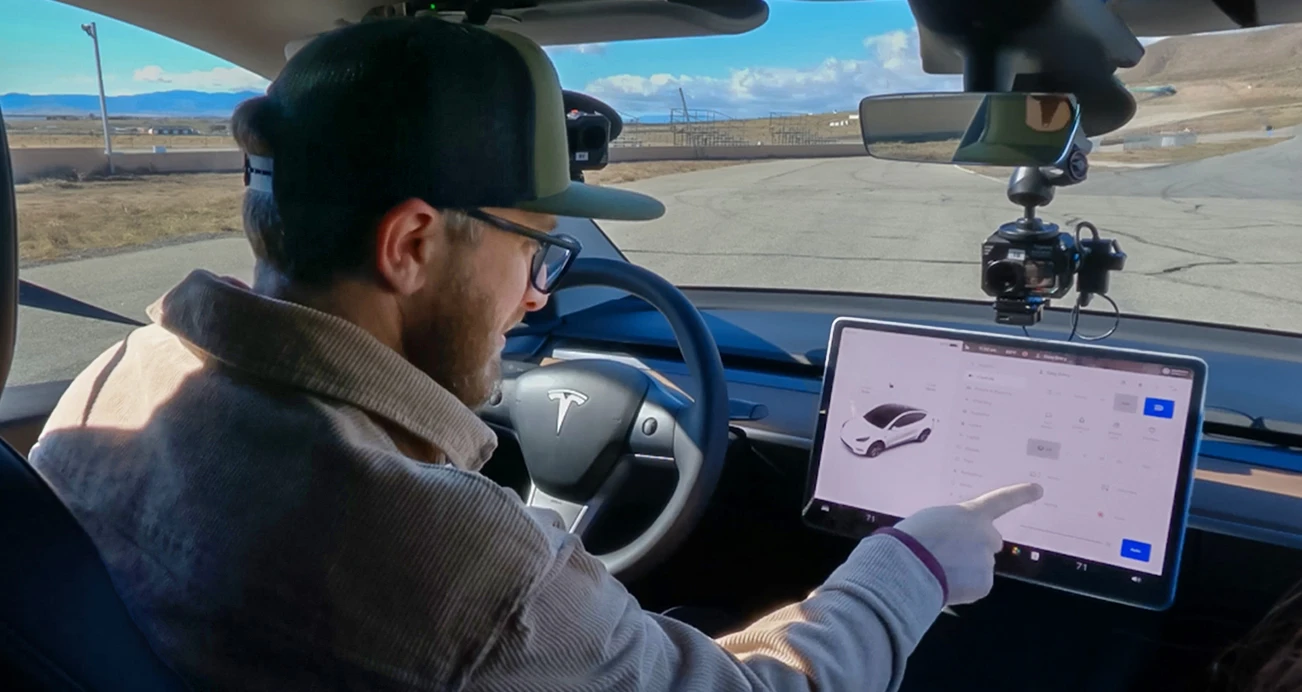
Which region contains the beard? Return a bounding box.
[403,258,512,409]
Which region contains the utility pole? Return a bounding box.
[677,87,702,158]
[81,22,114,174]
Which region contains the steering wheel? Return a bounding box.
[479,258,730,579]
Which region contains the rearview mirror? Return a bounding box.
[859,92,1081,167]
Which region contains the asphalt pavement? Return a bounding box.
[600,137,1302,331]
[12,139,1302,386]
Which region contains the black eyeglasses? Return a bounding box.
[464,209,582,294]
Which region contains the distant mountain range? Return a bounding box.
[1,90,261,118]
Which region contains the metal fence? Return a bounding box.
[768,112,838,145]
[613,108,859,148]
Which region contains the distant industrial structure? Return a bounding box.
[613,90,860,148]
[1122,131,1197,150]
[611,108,857,148]
[145,126,199,136]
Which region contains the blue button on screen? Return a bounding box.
[1143,398,1175,419]
[1120,539,1152,562]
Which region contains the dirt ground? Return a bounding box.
[8,133,234,150]
[13,160,744,264]
[1118,98,1302,137]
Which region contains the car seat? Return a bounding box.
[0,106,188,690]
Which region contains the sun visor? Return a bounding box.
[910,0,1143,135]
[285,20,353,61]
[912,0,1143,74]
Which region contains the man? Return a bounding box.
[29,17,1042,691]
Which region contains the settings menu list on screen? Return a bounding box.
[812,328,1196,576]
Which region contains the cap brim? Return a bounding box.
[516,180,665,221]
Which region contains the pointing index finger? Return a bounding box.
[961,482,1045,519]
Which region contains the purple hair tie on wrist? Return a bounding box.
[874,526,949,604]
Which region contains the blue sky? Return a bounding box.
[0,0,972,117]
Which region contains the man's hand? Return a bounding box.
[893,482,1044,606]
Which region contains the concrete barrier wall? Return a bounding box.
[11,147,245,183]
[609,143,866,162]
[11,143,867,182]
[1121,132,1198,151]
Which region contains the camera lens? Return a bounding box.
[580,125,606,150]
[985,259,1025,296]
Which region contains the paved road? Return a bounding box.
[12,138,1302,386]
[600,135,1302,329]
[15,240,254,386]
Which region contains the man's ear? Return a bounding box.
[374,198,444,296]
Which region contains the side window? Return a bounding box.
[895,412,926,428]
[4,2,264,387]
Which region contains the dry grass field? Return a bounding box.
[9,133,234,149]
[16,173,243,263]
[7,116,234,149]
[1119,104,1302,137]
[1091,137,1285,164]
[869,139,962,162]
[1111,25,1302,136]
[14,160,744,264]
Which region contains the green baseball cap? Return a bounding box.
[952,93,1078,166]
[252,17,664,221]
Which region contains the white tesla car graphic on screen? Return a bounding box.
[840,402,934,458]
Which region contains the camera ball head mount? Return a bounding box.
[1003,145,1089,238]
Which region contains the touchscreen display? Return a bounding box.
[809,325,1199,579]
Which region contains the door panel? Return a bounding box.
[0,381,68,456]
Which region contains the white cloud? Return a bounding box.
[546,43,608,56]
[583,27,959,117]
[130,65,269,92]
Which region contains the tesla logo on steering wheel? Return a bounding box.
[547,389,589,434]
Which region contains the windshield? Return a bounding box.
[2,0,1301,392]
[862,403,909,429]
[553,6,1302,337]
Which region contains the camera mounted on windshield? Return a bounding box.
[982,140,1126,326]
[560,90,623,183]
[565,110,611,182]
[900,0,1141,329]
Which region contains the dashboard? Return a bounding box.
[508,285,1302,553]
[500,283,1302,689]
